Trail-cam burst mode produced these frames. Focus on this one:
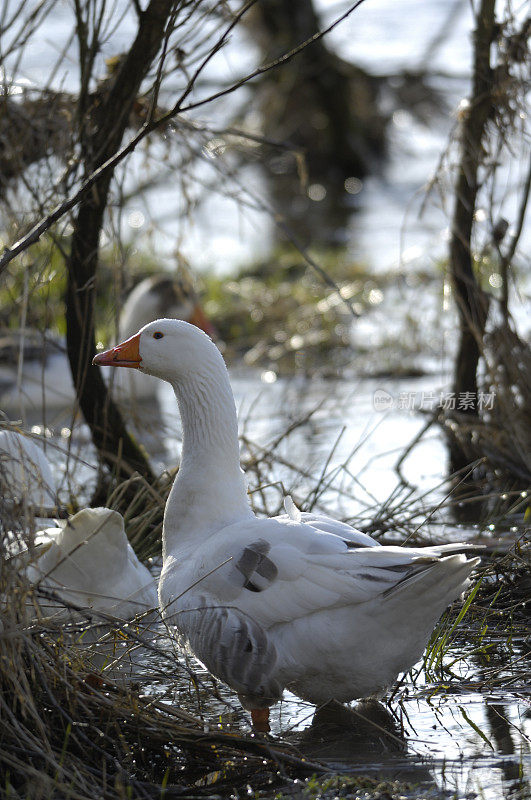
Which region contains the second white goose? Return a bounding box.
[26,507,158,621]
[0,429,57,510]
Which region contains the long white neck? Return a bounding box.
[163,358,253,557]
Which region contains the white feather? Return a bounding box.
[284,495,301,522]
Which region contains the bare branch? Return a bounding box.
[499,151,531,315]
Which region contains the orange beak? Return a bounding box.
[92,332,142,369]
[188,303,216,338]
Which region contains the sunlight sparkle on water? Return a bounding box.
[443,280,452,311]
[344,176,363,195]
[308,183,327,201]
[31,425,52,437]
[289,334,304,349]
[368,288,384,305]
[128,210,145,229]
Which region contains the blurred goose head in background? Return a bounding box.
[118,272,215,340]
[112,271,215,405]
[0,269,214,411]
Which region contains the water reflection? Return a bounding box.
[277,692,529,800]
[486,703,530,800]
[296,699,406,759]
[291,700,440,791]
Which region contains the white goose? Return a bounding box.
[94,319,480,730]
[0,429,57,510]
[0,273,213,410]
[0,433,157,620]
[26,507,158,621]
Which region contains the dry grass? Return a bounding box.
[1,502,326,799]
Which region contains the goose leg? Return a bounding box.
[251,708,270,733]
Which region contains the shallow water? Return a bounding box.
[17,361,448,508]
[281,691,530,800]
[84,609,529,800]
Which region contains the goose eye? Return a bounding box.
[153,331,164,340]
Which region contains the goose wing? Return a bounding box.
[169,516,478,642]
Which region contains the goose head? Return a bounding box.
[93,318,220,384]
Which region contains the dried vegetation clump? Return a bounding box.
[203,255,439,377]
[441,324,531,493]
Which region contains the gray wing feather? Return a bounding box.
[233,539,278,592]
[176,595,282,705]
